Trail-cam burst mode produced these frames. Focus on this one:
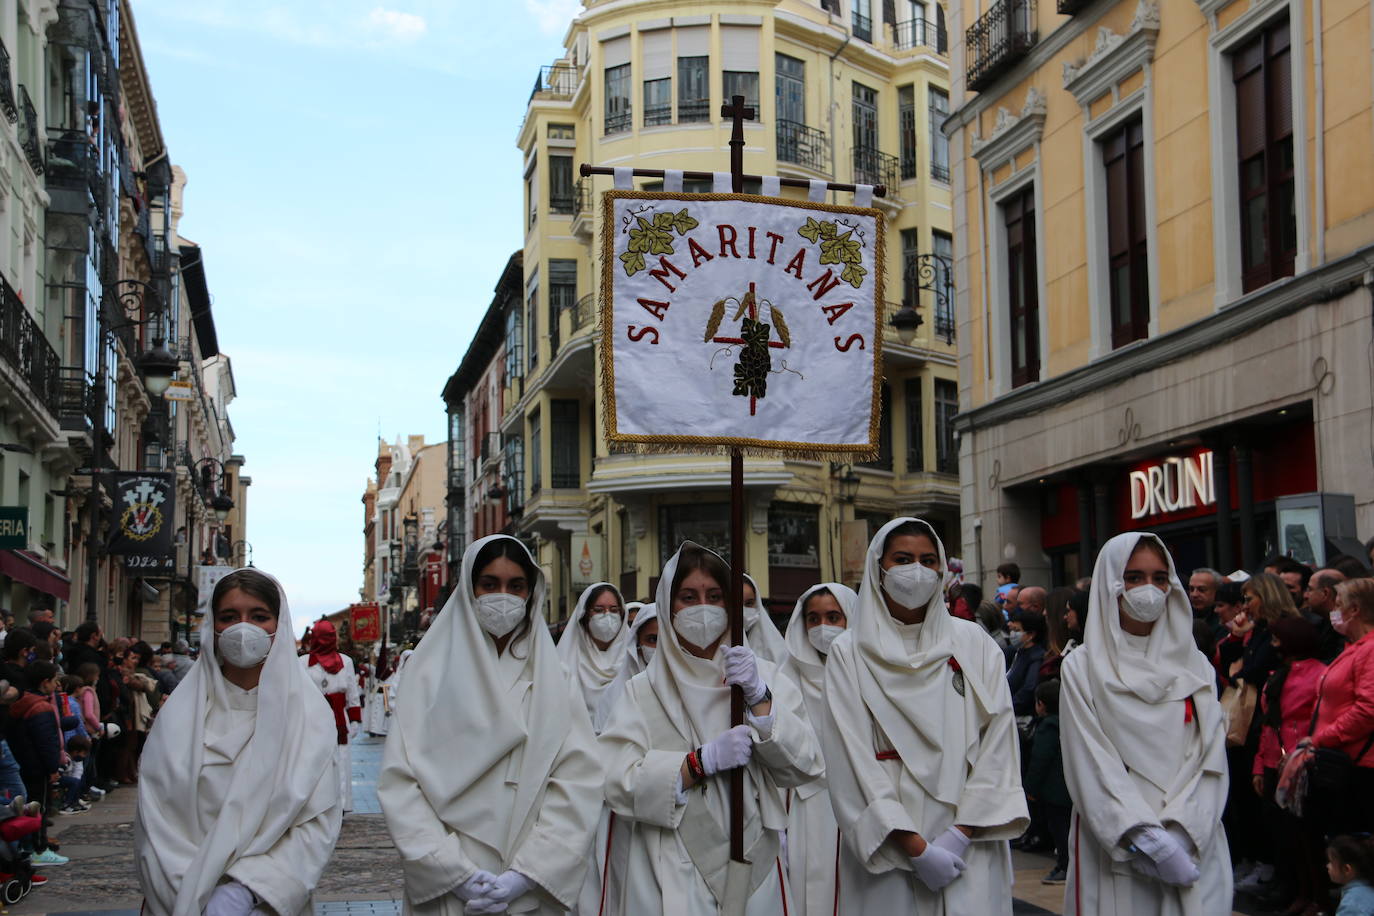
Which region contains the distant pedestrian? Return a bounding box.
[135,568,342,916]
[301,620,361,812]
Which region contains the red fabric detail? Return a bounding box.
[598,812,616,916]
[832,828,842,916]
[777,856,790,916]
[324,691,348,744]
[1184,697,1195,724]
[875,750,901,761]
[347,705,363,723]
[1312,632,1374,766]
[0,815,41,843]
[307,621,345,674]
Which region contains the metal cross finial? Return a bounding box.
[721,95,754,194]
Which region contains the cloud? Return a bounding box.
[366,7,427,42]
[523,0,580,35]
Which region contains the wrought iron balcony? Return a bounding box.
[643,103,672,127]
[852,10,873,42]
[776,120,830,173]
[0,41,16,124]
[604,108,632,136]
[57,366,94,432]
[571,294,596,333]
[17,86,42,175]
[852,146,899,190]
[0,274,60,416]
[890,18,947,52]
[967,0,1038,92]
[1057,0,1092,13]
[530,64,579,101]
[572,177,592,221]
[931,161,951,183]
[46,129,103,206]
[678,99,710,123]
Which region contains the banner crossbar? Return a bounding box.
[577,163,887,199]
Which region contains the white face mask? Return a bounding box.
[1121,584,1169,623]
[639,645,656,665]
[807,624,845,655]
[674,603,728,650]
[218,622,273,669]
[1008,629,1026,648]
[882,562,941,610]
[588,611,623,643]
[744,604,760,629]
[475,592,527,638]
[1331,609,1350,635]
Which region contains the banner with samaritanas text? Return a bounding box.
[600,191,883,456]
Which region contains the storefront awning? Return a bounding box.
[0,550,71,601]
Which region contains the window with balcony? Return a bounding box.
[604,63,631,135]
[852,0,873,41]
[549,155,573,214]
[904,377,924,472]
[777,55,829,172]
[1233,18,1295,293]
[860,383,893,470]
[643,77,672,126]
[526,169,537,229]
[678,56,710,122]
[1004,187,1040,387]
[1104,117,1149,348]
[934,378,958,474]
[901,228,920,307]
[526,277,539,374]
[722,72,759,118]
[898,85,917,180]
[503,436,525,514]
[549,259,575,355]
[504,306,524,381]
[549,123,575,139]
[932,230,955,339]
[929,87,950,182]
[966,0,1038,92]
[551,399,580,488]
[529,409,541,495]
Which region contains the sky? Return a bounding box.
[133,0,582,631]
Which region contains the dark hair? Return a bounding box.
[1329,834,1374,883]
[58,675,82,694]
[24,661,58,691]
[976,600,1006,635]
[997,562,1021,582]
[74,622,99,645]
[958,583,984,608]
[1067,590,1089,628]
[470,537,540,654]
[801,587,836,616]
[1034,678,1060,714]
[211,569,282,618]
[1215,581,1245,606]
[129,641,154,668]
[1274,558,1313,591]
[1270,615,1318,660]
[882,520,940,557]
[1192,619,1218,657]
[76,663,100,686]
[30,621,55,642]
[1044,586,1076,653]
[1013,610,1047,643]
[579,584,622,631]
[65,734,91,755]
[669,542,732,604]
[1,628,37,661]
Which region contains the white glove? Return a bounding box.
[1128,825,1200,887]
[465,870,535,914]
[347,721,361,741]
[451,870,499,903]
[930,825,971,860]
[723,645,767,705]
[700,725,753,775]
[204,881,256,916]
[910,842,966,891]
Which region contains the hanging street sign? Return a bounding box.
[107,472,176,560]
[601,192,884,457]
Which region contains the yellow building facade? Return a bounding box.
[945,0,1374,584]
[491,0,959,621]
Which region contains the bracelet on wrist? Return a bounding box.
[686,748,706,782]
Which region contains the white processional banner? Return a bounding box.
[601,192,884,455]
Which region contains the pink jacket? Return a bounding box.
[1313,632,1374,767]
[75,685,100,734]
[1254,658,1325,774]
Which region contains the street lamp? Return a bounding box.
[833,464,861,503]
[231,539,254,567]
[108,279,179,398]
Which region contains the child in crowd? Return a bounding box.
[58,735,90,815]
[1024,678,1071,885]
[1328,835,1374,916]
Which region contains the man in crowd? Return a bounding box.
[1275,558,1313,606]
[25,609,53,627]
[1189,567,1223,630]
[166,639,194,686]
[1017,586,1047,618]
[1302,568,1348,663]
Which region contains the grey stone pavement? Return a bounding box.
[0,734,1278,915]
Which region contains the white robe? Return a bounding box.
[1060,532,1232,916]
[815,518,1028,916]
[304,655,361,812]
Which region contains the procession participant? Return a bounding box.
[817,517,1028,914]
[1061,532,1232,916]
[379,535,602,915]
[302,620,362,812]
[625,602,645,627]
[558,583,632,731]
[135,569,342,916]
[595,604,658,734]
[600,542,822,915]
[781,582,861,916]
[743,574,788,665]
[370,648,415,737]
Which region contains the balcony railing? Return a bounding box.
[901,253,956,344]
[0,275,60,416]
[17,86,42,175]
[46,129,103,206]
[57,366,93,431]
[0,41,16,124]
[890,18,947,52]
[643,103,672,127]
[967,0,1038,92]
[1057,0,1092,13]
[853,10,873,42]
[572,177,592,221]
[931,160,951,183]
[530,64,579,101]
[776,120,830,173]
[678,99,710,123]
[571,294,596,333]
[852,146,899,190]
[604,108,632,136]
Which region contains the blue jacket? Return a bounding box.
[1006,642,1046,717]
[1337,879,1374,916]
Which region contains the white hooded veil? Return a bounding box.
[743,573,788,664]
[782,582,860,724]
[557,581,631,727]
[593,602,658,732]
[135,571,340,916]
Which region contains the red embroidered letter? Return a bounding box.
[833,334,865,352]
[820,301,854,325]
[807,270,842,300]
[628,325,661,345]
[649,257,687,293]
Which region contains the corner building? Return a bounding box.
[944,0,1374,584]
[449,0,961,622]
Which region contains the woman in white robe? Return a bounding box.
[379,535,603,915]
[816,517,1028,915]
[559,582,632,731]
[780,583,861,916]
[135,568,342,916]
[600,542,823,916]
[742,574,788,666]
[1060,532,1232,916]
[366,648,413,737]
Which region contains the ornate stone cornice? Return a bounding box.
[971,87,1047,173]
[1062,0,1160,107]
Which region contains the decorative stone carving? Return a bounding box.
[1062,0,1160,106]
[971,88,1048,170]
